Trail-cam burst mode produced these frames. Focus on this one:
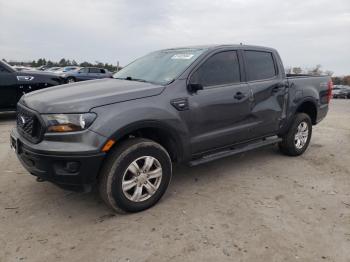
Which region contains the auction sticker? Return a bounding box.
[171,54,194,59]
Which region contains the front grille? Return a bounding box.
[17,105,44,143]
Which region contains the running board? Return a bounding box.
[188,137,282,167]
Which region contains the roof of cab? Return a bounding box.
[160,44,277,52]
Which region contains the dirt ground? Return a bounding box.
[0,100,349,262]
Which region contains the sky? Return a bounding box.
[0,0,349,75]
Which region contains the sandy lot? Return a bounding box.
[0,100,349,262]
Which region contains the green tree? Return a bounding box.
[344,76,350,86]
[59,58,67,66]
[292,67,302,74]
[324,70,333,76]
[309,64,323,76]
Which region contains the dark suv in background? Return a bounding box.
[60,67,113,83]
[333,85,350,99]
[0,60,63,111]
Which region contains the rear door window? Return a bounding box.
[191,51,240,87]
[89,68,100,74]
[244,51,276,81]
[79,68,89,73]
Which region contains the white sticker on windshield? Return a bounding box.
[171,54,194,60]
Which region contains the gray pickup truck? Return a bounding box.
[11,45,332,212]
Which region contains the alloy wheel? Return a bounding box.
[122,156,162,202]
[294,121,309,149]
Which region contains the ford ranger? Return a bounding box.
[10,45,332,212]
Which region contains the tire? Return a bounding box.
[279,113,312,156]
[67,77,75,83]
[99,138,172,213]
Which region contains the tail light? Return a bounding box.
[327,80,333,103]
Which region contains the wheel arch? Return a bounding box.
[279,97,318,136]
[67,76,76,81]
[109,120,186,163]
[295,98,318,125]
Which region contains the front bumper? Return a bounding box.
[11,128,106,192]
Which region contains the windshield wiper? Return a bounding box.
[115,76,148,83]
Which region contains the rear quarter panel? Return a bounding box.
[287,75,331,124]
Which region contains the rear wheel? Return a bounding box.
[99,138,172,213]
[279,113,312,156]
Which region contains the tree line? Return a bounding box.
[4,58,121,72]
[285,64,349,86]
[285,64,334,76]
[332,76,350,86]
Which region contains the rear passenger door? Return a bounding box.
[88,68,101,79]
[243,50,287,137]
[99,69,107,78]
[188,50,253,154]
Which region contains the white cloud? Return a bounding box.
[0,0,349,74]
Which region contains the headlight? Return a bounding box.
[42,113,97,132]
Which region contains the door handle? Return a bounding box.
[234,92,245,100]
[272,84,285,93]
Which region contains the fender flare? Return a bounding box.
[293,97,318,122]
[280,97,318,135]
[109,120,188,162]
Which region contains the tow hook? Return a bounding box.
[36,177,45,182]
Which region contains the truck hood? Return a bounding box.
[21,78,165,113]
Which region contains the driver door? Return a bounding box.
[77,68,90,81]
[187,50,253,154]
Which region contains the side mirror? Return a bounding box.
[187,83,203,93]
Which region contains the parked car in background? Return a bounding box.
[59,67,113,83]
[46,67,62,72]
[55,66,80,74]
[0,60,63,111]
[37,65,51,71]
[333,85,350,99]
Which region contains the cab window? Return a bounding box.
[89,68,100,73]
[244,51,276,81]
[79,68,89,73]
[190,51,240,87]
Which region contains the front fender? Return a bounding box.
[90,97,191,161]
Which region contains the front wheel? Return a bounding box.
[279,113,312,156]
[99,138,172,213]
[66,77,75,83]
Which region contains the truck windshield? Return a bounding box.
[113,48,206,85]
